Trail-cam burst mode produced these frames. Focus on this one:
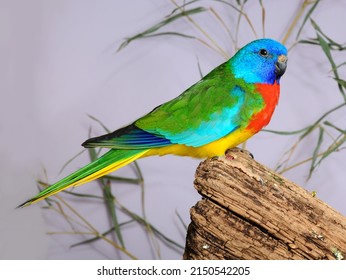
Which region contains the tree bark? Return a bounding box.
[183,148,346,260]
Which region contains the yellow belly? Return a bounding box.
[145,128,254,158]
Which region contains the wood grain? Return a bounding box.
[183,148,346,260]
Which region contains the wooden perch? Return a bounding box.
[183,148,346,260]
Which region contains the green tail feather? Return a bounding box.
[18,149,147,208]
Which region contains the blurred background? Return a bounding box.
[1,0,345,259]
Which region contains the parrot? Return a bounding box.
[19,38,287,207]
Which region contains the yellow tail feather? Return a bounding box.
[74,150,147,187]
[18,149,148,207]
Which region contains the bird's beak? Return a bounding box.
[275,54,287,77]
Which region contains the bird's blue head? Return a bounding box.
[230,38,288,85]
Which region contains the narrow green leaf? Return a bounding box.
[315,122,346,168]
[333,77,346,89]
[259,0,266,37]
[310,19,345,49]
[333,61,346,71]
[70,220,135,248]
[298,39,320,46]
[324,121,346,134]
[103,174,142,185]
[308,126,324,179]
[168,0,201,17]
[195,56,203,79]
[118,7,207,51]
[318,134,346,167]
[101,178,126,248]
[175,210,188,231]
[295,0,321,40]
[120,205,184,250]
[215,0,243,14]
[300,102,346,139]
[63,190,103,200]
[87,114,111,133]
[86,147,125,248]
[263,127,309,135]
[311,19,346,99]
[58,150,85,176]
[216,0,257,38]
[139,32,196,40]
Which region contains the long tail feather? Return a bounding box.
[18,149,148,208]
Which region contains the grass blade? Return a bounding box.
[263,127,309,136]
[308,126,324,179]
[333,77,346,90]
[87,114,111,133]
[175,210,188,231]
[58,150,85,176]
[259,0,265,37]
[168,0,201,16]
[87,147,126,248]
[120,204,184,250]
[70,220,135,248]
[311,19,346,100]
[295,0,321,40]
[118,7,207,51]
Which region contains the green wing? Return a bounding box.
[84,62,260,149]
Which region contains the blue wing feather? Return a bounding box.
[82,124,171,149]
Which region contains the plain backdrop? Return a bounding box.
[1,0,345,259]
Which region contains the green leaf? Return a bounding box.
[308,126,324,179]
[324,121,346,134]
[117,7,207,51]
[70,220,135,248]
[86,147,126,248]
[87,114,111,133]
[300,103,346,139]
[315,122,346,169]
[103,174,142,185]
[58,150,85,176]
[168,0,201,17]
[175,210,188,231]
[295,0,321,40]
[263,127,309,135]
[311,19,346,100]
[318,134,346,167]
[138,32,196,40]
[334,61,346,70]
[333,77,346,89]
[120,205,184,250]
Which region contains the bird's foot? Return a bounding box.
[225,147,254,160]
[212,147,254,162]
[211,155,220,160]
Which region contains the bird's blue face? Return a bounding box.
[230,39,288,85]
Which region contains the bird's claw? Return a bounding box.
[225,147,254,160]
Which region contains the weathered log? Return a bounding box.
[183,148,346,260]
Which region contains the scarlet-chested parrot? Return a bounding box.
[19,38,287,207]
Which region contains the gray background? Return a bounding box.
[1,0,345,259]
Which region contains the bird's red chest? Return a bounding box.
[246,82,280,132]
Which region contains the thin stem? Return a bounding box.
[55,196,138,259]
[300,102,346,139]
[259,0,266,38]
[279,143,345,175]
[282,0,310,45]
[47,231,96,235]
[234,1,258,49]
[171,0,229,58]
[133,161,162,259]
[279,154,314,174]
[210,7,235,51]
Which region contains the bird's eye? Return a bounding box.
[259,49,268,57]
